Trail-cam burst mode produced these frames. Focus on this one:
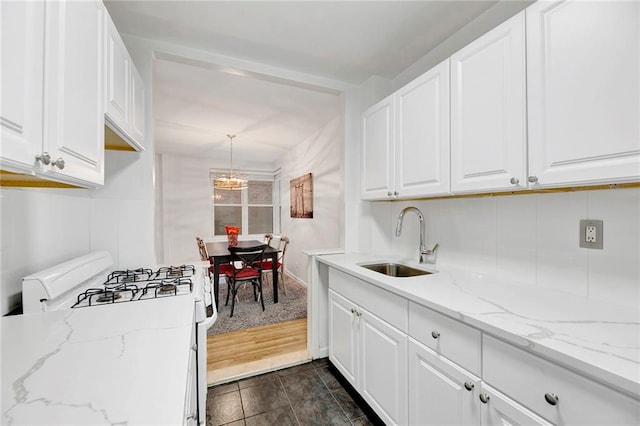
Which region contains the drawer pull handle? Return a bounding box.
[479,394,490,404]
[464,382,474,391]
[431,331,440,339]
[544,393,559,406]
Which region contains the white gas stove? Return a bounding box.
[21,251,216,425]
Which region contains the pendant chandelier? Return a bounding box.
[213,134,248,190]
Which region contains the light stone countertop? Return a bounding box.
[317,253,640,399]
[1,295,195,425]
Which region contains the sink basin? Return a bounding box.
[360,263,433,277]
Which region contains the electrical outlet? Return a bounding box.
[580,220,603,249]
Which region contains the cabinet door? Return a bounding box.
[0,0,45,172]
[450,12,526,193]
[527,0,640,187]
[105,13,130,135]
[361,95,394,200]
[184,324,198,425]
[395,60,450,198]
[43,0,105,187]
[359,308,408,426]
[328,290,358,387]
[479,383,553,426]
[130,65,146,150]
[408,339,480,426]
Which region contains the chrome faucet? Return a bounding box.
[395,206,439,264]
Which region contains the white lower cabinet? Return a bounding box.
[327,267,640,426]
[328,289,408,425]
[328,289,358,385]
[408,338,480,425]
[479,383,553,426]
[359,305,408,426]
[483,335,640,426]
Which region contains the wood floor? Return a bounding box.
[206,318,309,385]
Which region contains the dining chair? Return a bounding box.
[224,244,267,317]
[260,236,290,296]
[196,237,234,278]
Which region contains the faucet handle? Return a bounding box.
[420,243,439,264]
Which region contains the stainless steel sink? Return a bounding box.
[360,263,433,277]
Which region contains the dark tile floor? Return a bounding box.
[206,358,384,426]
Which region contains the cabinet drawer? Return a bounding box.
[329,268,407,332]
[483,335,640,425]
[409,301,480,376]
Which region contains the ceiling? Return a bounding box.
[105,1,501,168]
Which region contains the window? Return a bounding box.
[212,179,275,236]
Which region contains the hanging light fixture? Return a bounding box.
[214,134,248,190]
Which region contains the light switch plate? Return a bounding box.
[580,219,603,249]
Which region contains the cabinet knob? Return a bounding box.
[387,191,392,197]
[431,331,440,339]
[528,176,539,184]
[393,191,399,197]
[52,157,65,170]
[35,152,51,165]
[350,308,356,314]
[479,394,490,404]
[544,393,559,406]
[464,382,474,391]
[510,177,519,185]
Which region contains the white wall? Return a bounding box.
[280,116,343,281]
[366,188,640,309]
[158,153,233,264]
[0,188,90,314]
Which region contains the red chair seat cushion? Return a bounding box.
[226,267,260,280]
[255,260,282,270]
[213,264,234,275]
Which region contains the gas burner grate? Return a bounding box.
[105,268,154,287]
[155,265,195,279]
[72,284,139,308]
[141,277,193,298]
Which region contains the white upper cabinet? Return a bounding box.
[43,0,105,187]
[0,1,45,173]
[104,13,145,151]
[526,0,640,187]
[396,60,450,198]
[105,15,130,136]
[362,95,395,199]
[130,65,146,147]
[362,60,450,200]
[450,11,526,194]
[0,0,105,188]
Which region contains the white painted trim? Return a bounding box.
[306,249,344,360]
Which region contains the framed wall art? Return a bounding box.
[290,172,313,218]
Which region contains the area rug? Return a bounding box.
[207,273,307,336]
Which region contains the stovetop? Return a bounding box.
[71,265,196,309]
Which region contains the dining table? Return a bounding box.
[205,240,280,309]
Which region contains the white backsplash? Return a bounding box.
[370,187,640,309]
